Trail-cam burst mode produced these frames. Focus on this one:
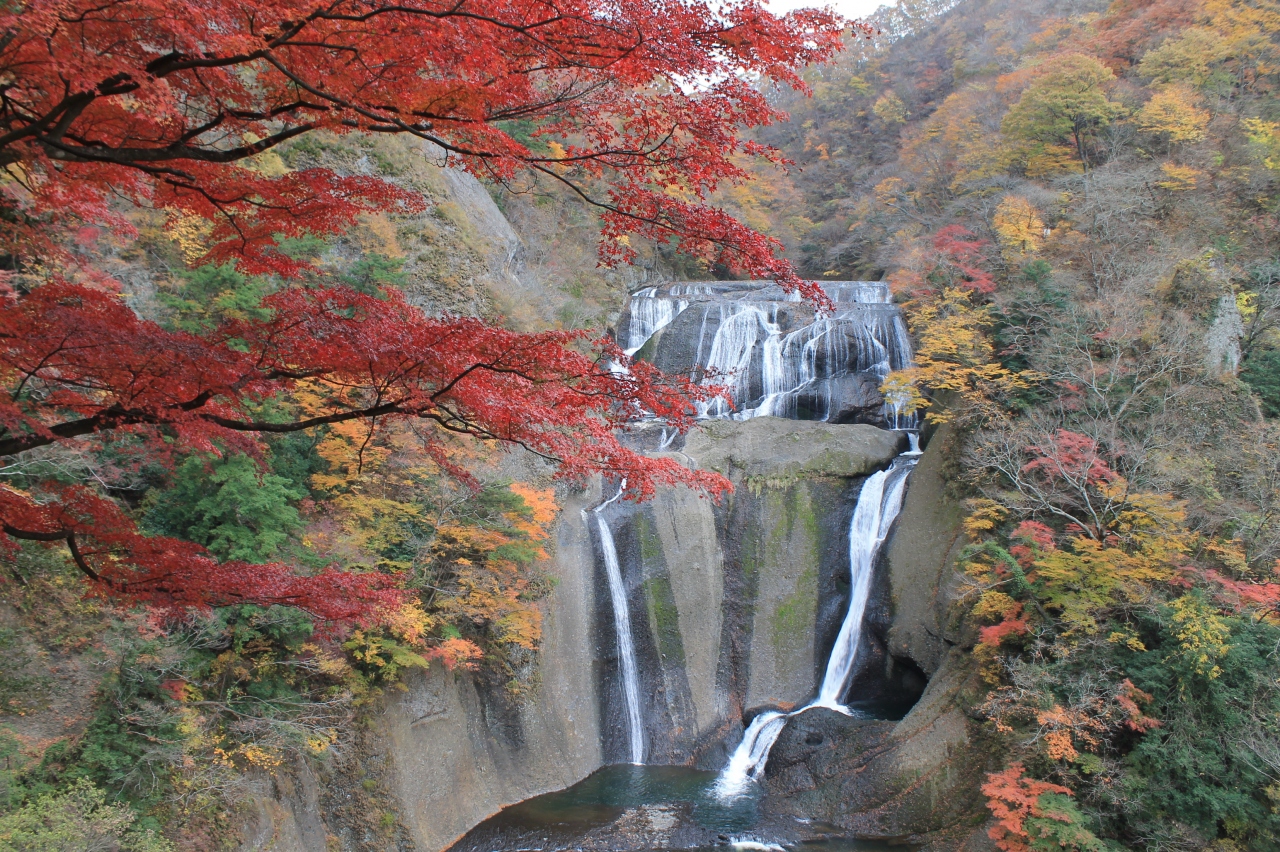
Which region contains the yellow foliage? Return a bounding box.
[1205,538,1250,575]
[1032,489,1188,636]
[241,132,290,177]
[900,85,1009,193]
[1107,628,1147,653]
[164,212,214,264]
[973,590,1022,624]
[352,213,404,258]
[965,499,1010,541]
[886,288,1040,424]
[1156,163,1204,191]
[1244,118,1280,174]
[973,641,1004,685]
[381,599,435,647]
[873,91,909,124]
[874,177,909,207]
[508,483,557,547]
[1167,595,1231,681]
[992,196,1044,262]
[1138,0,1280,95]
[1136,86,1211,144]
[1139,28,1232,90]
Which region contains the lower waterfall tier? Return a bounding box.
[245,418,987,852]
[589,418,910,767]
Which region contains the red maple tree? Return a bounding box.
[0,0,858,621]
[0,0,854,285]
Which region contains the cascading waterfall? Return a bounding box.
[622,281,916,427]
[714,453,919,798]
[586,481,646,764]
[625,288,691,355]
[593,279,922,780]
[813,462,914,710]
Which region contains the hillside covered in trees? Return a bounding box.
[728,0,1280,848]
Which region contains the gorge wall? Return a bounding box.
[242,411,981,851]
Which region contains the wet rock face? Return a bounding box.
[825,374,892,425]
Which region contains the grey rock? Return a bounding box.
[683,417,904,480]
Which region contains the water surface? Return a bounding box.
[450,765,918,852]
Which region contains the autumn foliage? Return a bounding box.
[0,0,849,289]
[0,0,858,623]
[0,277,733,619]
[983,764,1104,852]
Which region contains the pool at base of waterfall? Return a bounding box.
[444,765,917,852]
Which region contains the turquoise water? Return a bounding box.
[481,764,760,832]
[450,764,917,852]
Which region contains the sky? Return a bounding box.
[765,0,896,23]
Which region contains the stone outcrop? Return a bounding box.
[884,422,968,676]
[761,652,996,849]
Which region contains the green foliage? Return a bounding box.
[0,779,172,852]
[1025,793,1113,852]
[1001,55,1126,168]
[273,233,328,261]
[1137,29,1231,91]
[30,644,186,808]
[343,631,430,686]
[1242,348,1280,417]
[1020,259,1053,287]
[1121,615,1280,850]
[143,453,303,562]
[158,263,272,333]
[15,604,366,824]
[340,253,409,295]
[0,729,32,812]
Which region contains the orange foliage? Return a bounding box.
[982,763,1072,852]
[1117,679,1162,733]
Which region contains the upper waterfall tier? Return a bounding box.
[619,281,914,426]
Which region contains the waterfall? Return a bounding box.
[594,279,923,780]
[813,462,913,710]
[622,281,915,425]
[624,288,690,355]
[714,454,918,797]
[587,481,646,764]
[713,711,789,795]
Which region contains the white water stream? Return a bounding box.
[713,452,919,797]
[591,280,922,778]
[586,481,646,764]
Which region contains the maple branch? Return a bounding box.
[2,522,104,583]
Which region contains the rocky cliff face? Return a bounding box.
[235,158,984,852]
[382,475,607,851]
